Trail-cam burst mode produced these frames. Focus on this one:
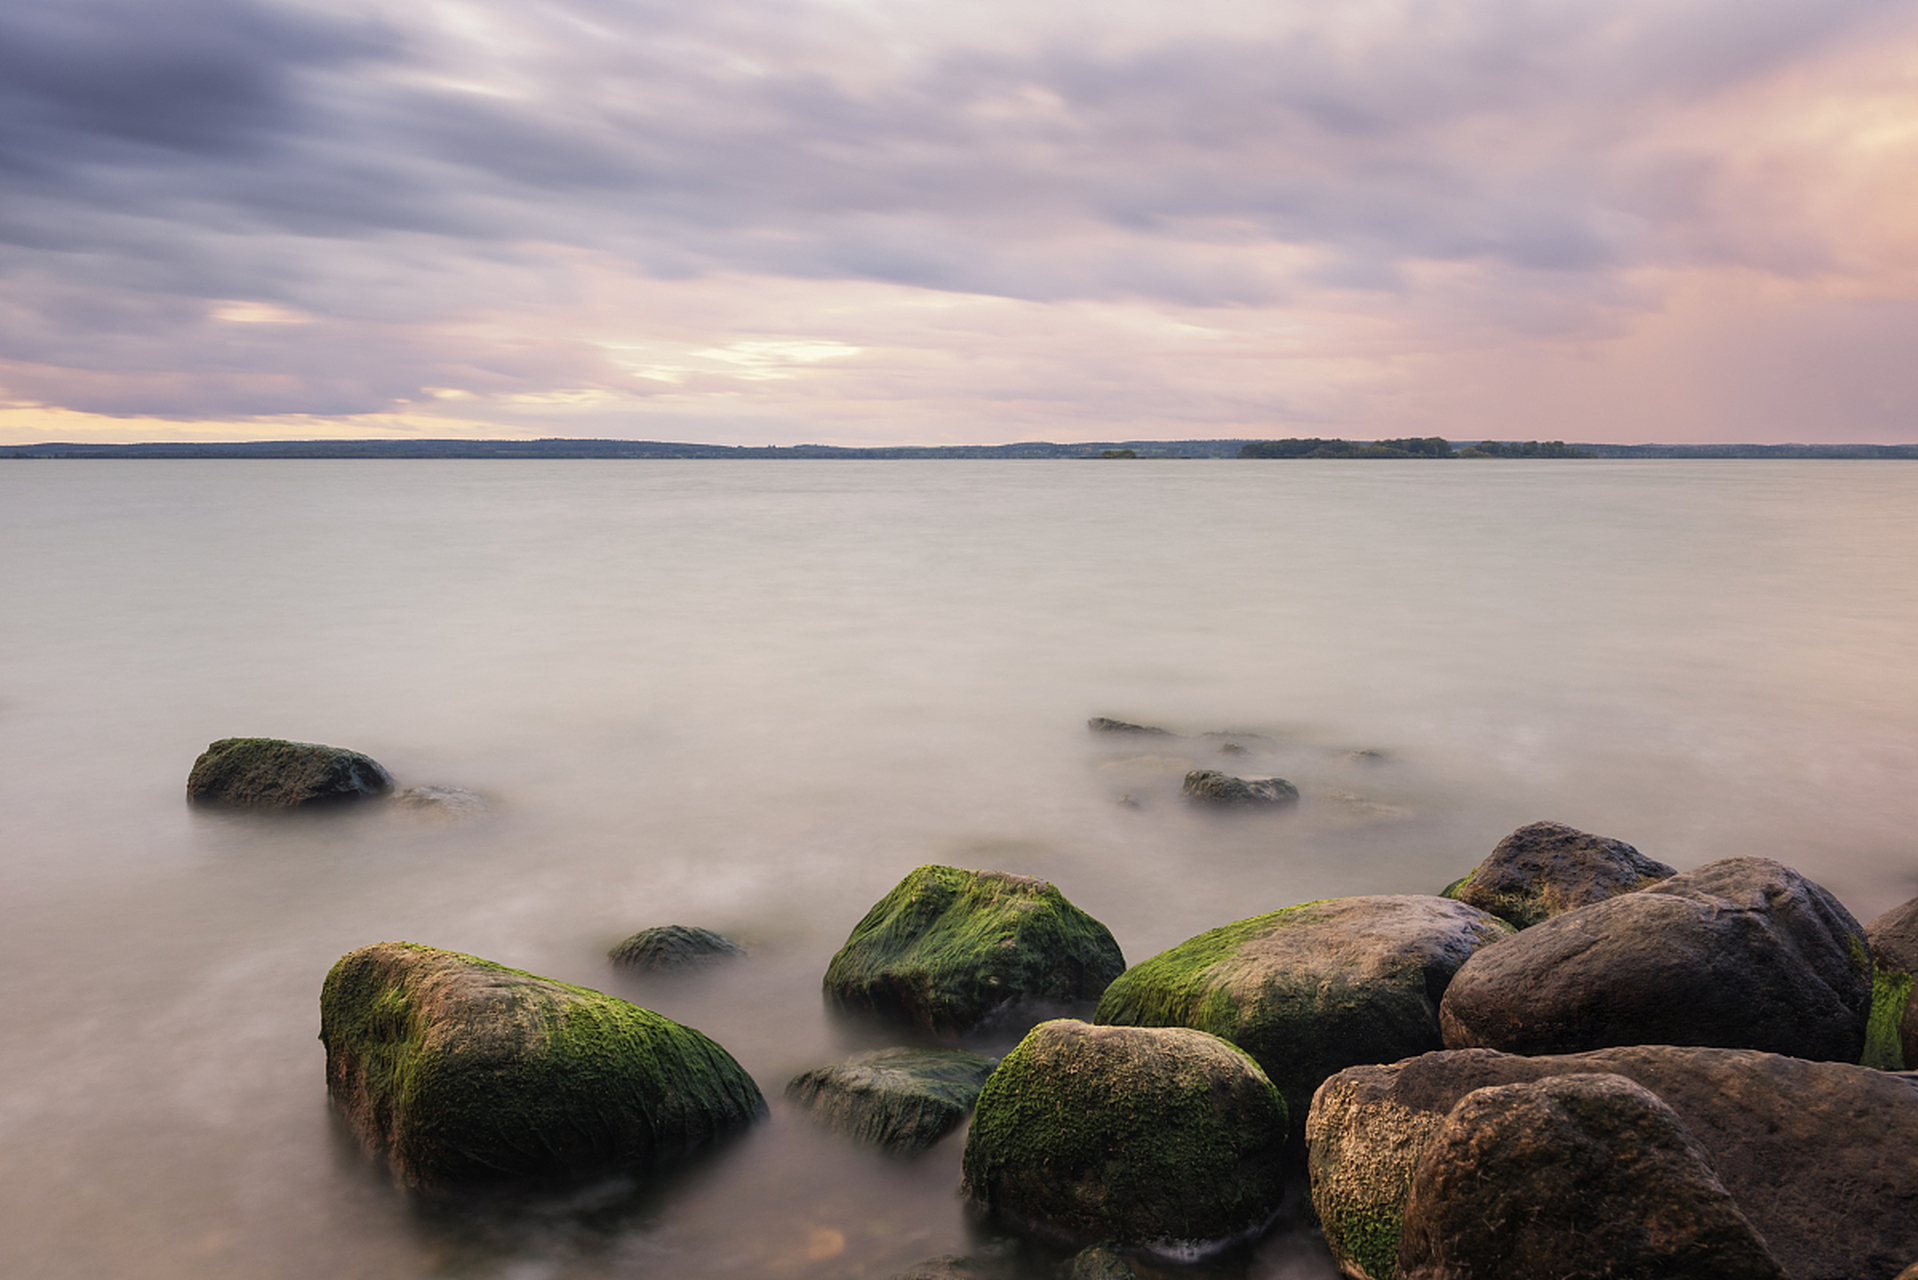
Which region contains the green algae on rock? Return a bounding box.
[1866,896,1918,1071]
[1094,894,1511,1118]
[320,942,765,1189]
[961,1020,1288,1254]
[785,1047,997,1155]
[1440,820,1675,928]
[187,737,394,809]
[823,866,1125,1039]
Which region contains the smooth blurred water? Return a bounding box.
[2,459,1915,1280]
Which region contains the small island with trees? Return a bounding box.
[1237,437,1590,459]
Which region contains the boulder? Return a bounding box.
[187,737,393,809]
[1306,1045,1918,1280]
[785,1047,997,1155]
[1395,1073,1785,1280]
[320,942,765,1189]
[1180,770,1299,807]
[1094,895,1511,1116]
[824,866,1125,1040]
[1867,898,1918,1071]
[609,925,746,973]
[961,1020,1288,1253]
[1065,1244,1142,1279]
[1440,857,1872,1062]
[1440,820,1674,927]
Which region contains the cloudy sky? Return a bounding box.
[2,0,1915,446]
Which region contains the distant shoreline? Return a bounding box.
[5,438,1918,460]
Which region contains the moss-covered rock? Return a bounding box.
[1440,820,1675,928]
[1094,895,1511,1117]
[187,737,394,809]
[1064,1244,1142,1279]
[785,1047,997,1154]
[320,942,765,1189]
[961,1020,1288,1254]
[1180,770,1299,807]
[609,925,746,973]
[824,866,1126,1039]
[1866,897,1918,1071]
[1440,857,1872,1062]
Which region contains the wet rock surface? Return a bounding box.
[785,1047,997,1154]
[608,925,746,973]
[1180,770,1299,807]
[1442,819,1675,928]
[187,737,394,809]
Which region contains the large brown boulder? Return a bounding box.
[1440,857,1872,1062]
[1395,1073,1785,1280]
[187,737,393,809]
[1867,898,1918,1071]
[1095,895,1510,1117]
[1441,820,1674,928]
[1307,1045,1918,1280]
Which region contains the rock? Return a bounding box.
[785,1047,997,1155]
[609,925,746,973]
[1088,718,1172,736]
[1306,1045,1918,1280]
[961,1020,1288,1254]
[1440,856,1872,1062]
[1216,742,1247,756]
[887,1255,1005,1280]
[1441,820,1675,928]
[824,866,1126,1040]
[1897,1265,1918,1280]
[186,737,394,809]
[1065,1244,1142,1279]
[320,942,765,1189]
[1180,770,1299,807]
[1867,898,1918,1071]
[390,785,488,823]
[1095,895,1511,1117]
[1395,1073,1786,1280]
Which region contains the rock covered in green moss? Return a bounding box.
[1095,895,1511,1117]
[1866,897,1918,1071]
[961,1020,1288,1253]
[1440,820,1674,928]
[1440,857,1872,1062]
[824,866,1126,1039]
[187,737,394,809]
[609,925,746,973]
[320,942,765,1189]
[785,1047,997,1154]
[1308,1045,1918,1280]
[1180,770,1298,807]
[1396,1073,1786,1280]
[1065,1244,1143,1279]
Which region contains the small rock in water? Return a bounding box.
[610,925,746,972]
[887,1256,1007,1280]
[785,1046,998,1154]
[186,737,393,809]
[1216,742,1248,756]
[1181,770,1299,807]
[1088,717,1173,736]
[391,785,489,823]
[1066,1244,1143,1279]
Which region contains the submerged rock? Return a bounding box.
[1441,820,1674,928]
[1395,1073,1785,1280]
[824,865,1125,1040]
[785,1047,997,1154]
[1088,718,1172,736]
[1866,897,1918,1071]
[390,785,488,823]
[320,942,765,1189]
[187,737,393,809]
[887,1256,1006,1280]
[1306,1045,1918,1280]
[1440,856,1872,1062]
[1095,894,1511,1116]
[1065,1244,1143,1279]
[961,1020,1288,1253]
[609,925,746,973]
[1180,770,1299,807]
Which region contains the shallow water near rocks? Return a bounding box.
[2,459,1916,1279]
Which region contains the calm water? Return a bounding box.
[2,459,1916,1280]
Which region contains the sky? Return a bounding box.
[2,0,1916,447]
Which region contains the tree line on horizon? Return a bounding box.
[1236,437,1591,459]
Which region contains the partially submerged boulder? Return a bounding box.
[1094,895,1511,1116]
[1307,1045,1918,1280]
[961,1020,1288,1254]
[1441,820,1674,928]
[320,942,765,1189]
[1395,1074,1785,1280]
[1088,718,1172,736]
[824,866,1125,1040]
[391,785,488,823]
[1867,897,1918,1071]
[785,1047,997,1155]
[609,925,746,973]
[1440,856,1872,1062]
[1181,770,1299,807]
[187,737,393,809]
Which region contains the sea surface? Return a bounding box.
[2,459,1915,1280]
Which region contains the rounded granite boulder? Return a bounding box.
[1094,894,1512,1117]
[823,866,1125,1040]
[188,737,394,809]
[1439,856,1872,1062]
[1441,820,1675,928]
[1866,897,1918,1071]
[320,942,765,1189]
[961,1020,1288,1254]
